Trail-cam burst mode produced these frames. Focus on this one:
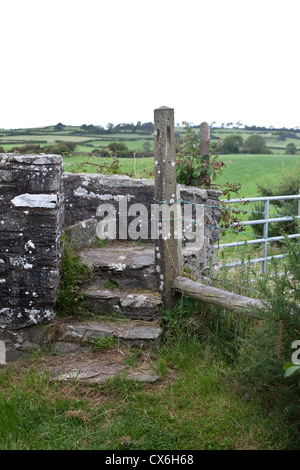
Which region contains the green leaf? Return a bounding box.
[283,363,295,371]
[284,364,300,377]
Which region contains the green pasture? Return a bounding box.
[75,138,153,154]
[63,153,299,198]
[214,153,299,196]
[63,155,155,177]
[0,135,93,143]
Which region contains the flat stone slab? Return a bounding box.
[79,244,201,291]
[79,244,197,271]
[46,352,159,384]
[81,281,161,320]
[61,320,162,348]
[79,245,157,290]
[79,245,155,271]
[52,361,127,383]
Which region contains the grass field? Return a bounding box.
[1,123,300,155]
[63,153,299,198]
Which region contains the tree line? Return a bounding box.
[218,134,297,155]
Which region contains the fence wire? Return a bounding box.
[156,195,299,354]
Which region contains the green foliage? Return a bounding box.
[286,143,297,155]
[248,162,300,237]
[103,280,120,290]
[236,234,300,400]
[56,237,92,317]
[107,142,129,154]
[284,363,300,385]
[222,134,244,154]
[176,123,227,187]
[44,141,77,155]
[9,143,42,154]
[54,123,65,131]
[242,134,271,154]
[88,336,117,351]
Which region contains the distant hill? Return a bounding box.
[0,122,299,156]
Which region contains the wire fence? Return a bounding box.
[170,193,299,352]
[180,194,299,294]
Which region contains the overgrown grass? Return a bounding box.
[0,287,299,450]
[0,331,295,449]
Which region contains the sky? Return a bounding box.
[1,0,300,130]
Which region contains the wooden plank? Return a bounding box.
[173,276,266,313]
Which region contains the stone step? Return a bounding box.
[79,244,157,290]
[79,243,200,290]
[80,280,161,320]
[57,319,162,350]
[47,351,160,384]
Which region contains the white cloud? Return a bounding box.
[1,0,300,129]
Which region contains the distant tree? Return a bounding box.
[140,122,154,132]
[44,141,76,155]
[242,134,270,154]
[286,143,297,155]
[142,141,151,152]
[55,123,65,130]
[106,123,115,132]
[0,146,4,153]
[9,143,42,154]
[222,134,243,154]
[107,142,129,154]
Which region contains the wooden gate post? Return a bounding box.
[153,106,181,310]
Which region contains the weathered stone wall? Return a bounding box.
[179,185,222,274]
[62,173,154,237]
[0,154,63,360]
[0,160,221,361]
[63,173,222,255]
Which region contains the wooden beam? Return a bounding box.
[173,276,267,313]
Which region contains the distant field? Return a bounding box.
[212,153,299,197]
[63,153,299,198]
[63,155,155,177]
[1,123,300,155]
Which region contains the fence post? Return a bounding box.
[262,199,270,273]
[153,106,181,310]
[199,122,210,187]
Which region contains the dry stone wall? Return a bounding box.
[0,154,63,360]
[63,173,222,252]
[0,156,221,361]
